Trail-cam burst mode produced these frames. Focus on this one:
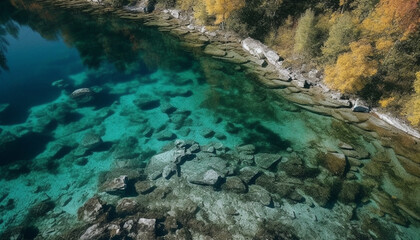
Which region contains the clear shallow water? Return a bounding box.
[0,0,419,239]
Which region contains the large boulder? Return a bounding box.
[99,175,128,195]
[323,153,348,176]
[137,218,156,240]
[77,197,109,223]
[241,38,267,59]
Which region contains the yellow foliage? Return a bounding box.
[404,72,420,126]
[324,41,378,93]
[379,97,395,107]
[375,37,394,52]
[362,0,420,38]
[204,0,245,25]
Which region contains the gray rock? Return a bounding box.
[201,128,215,138]
[236,144,256,155]
[161,102,177,114]
[70,88,93,103]
[81,132,103,150]
[116,198,139,216]
[187,143,200,153]
[100,175,128,195]
[135,181,156,194]
[169,112,188,129]
[79,223,108,240]
[133,94,160,110]
[145,150,174,180]
[353,99,370,113]
[247,185,272,206]
[239,166,262,184]
[254,153,282,170]
[156,130,177,141]
[215,133,227,140]
[188,169,222,186]
[162,163,177,179]
[288,191,305,203]
[265,50,281,65]
[137,218,156,240]
[241,38,266,59]
[77,197,108,223]
[222,177,247,193]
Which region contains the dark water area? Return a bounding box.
[0,0,419,239]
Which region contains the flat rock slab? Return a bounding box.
[254,153,282,170]
[188,169,222,186]
[239,166,262,184]
[145,150,176,180]
[204,44,226,57]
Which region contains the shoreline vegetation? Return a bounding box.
[30,0,420,139]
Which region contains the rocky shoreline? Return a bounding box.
[45,0,420,140]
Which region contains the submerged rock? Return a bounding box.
[239,166,262,184]
[323,153,348,176]
[116,198,139,217]
[99,175,128,195]
[247,185,272,206]
[137,218,156,240]
[254,153,282,170]
[188,169,222,186]
[133,94,160,110]
[161,102,177,114]
[135,180,156,194]
[77,197,109,223]
[200,128,215,138]
[70,88,93,103]
[157,130,177,141]
[222,176,247,193]
[81,132,103,150]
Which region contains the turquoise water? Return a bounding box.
[0,0,419,239]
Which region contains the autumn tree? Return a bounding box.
[324,41,378,92]
[204,0,245,28]
[404,72,420,126]
[294,9,318,57]
[322,13,359,62]
[362,0,420,51]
